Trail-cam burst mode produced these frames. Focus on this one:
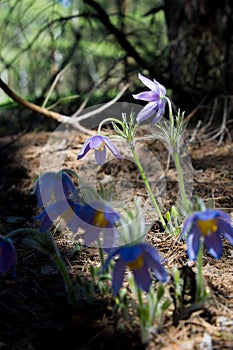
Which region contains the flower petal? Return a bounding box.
[89,135,104,149]
[186,225,201,260]
[132,91,160,102]
[216,210,232,223]
[77,138,91,160]
[136,102,160,123]
[218,218,233,245]
[138,73,158,91]
[133,265,151,292]
[101,247,121,273]
[95,149,106,165]
[112,258,126,295]
[153,79,166,95]
[103,136,122,160]
[180,213,197,239]
[150,105,166,125]
[143,252,167,282]
[119,245,143,263]
[204,231,223,259]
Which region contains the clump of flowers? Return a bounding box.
[2,72,233,346]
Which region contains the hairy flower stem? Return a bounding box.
[166,97,174,133]
[173,151,188,210]
[166,97,188,210]
[98,117,125,134]
[196,237,204,302]
[130,145,167,230]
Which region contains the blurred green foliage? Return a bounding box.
[0,0,168,110]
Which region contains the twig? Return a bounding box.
[71,83,129,120]
[0,77,129,136]
[42,63,71,108]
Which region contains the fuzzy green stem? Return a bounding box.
[173,151,188,210]
[196,237,204,302]
[166,97,174,133]
[98,239,105,268]
[98,117,125,134]
[130,145,167,230]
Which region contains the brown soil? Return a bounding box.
[0,122,232,350]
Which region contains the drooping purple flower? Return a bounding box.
[77,135,122,166]
[32,171,76,208]
[0,236,17,276]
[180,209,233,260]
[103,243,167,295]
[133,73,167,125]
[35,199,119,248]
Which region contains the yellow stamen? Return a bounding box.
[97,141,105,152]
[93,210,108,228]
[197,218,218,236]
[127,254,144,270]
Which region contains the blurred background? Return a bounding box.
[0,0,233,131]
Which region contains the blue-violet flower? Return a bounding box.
[133,73,166,125]
[180,209,233,259]
[103,243,167,294]
[77,135,122,166]
[35,199,119,248]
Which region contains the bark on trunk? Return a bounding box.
[164,0,233,106]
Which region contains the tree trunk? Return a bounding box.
[164,0,233,110]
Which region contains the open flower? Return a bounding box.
[133,73,166,125]
[32,171,76,208]
[35,199,119,248]
[180,209,233,259]
[77,135,122,166]
[0,236,17,276]
[103,243,167,295]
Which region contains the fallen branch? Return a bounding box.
[0,78,129,135]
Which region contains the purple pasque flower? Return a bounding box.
[35,198,119,248]
[77,135,122,166]
[33,171,76,208]
[0,236,17,276]
[133,73,166,125]
[180,209,233,260]
[103,243,167,295]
